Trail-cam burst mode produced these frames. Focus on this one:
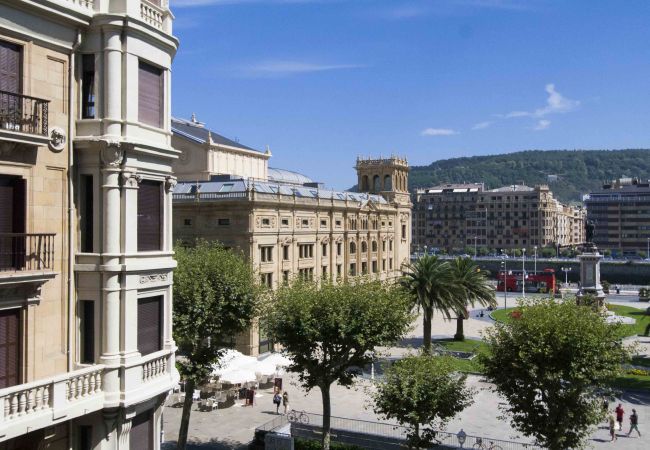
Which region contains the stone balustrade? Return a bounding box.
[141,1,165,30]
[141,353,169,383]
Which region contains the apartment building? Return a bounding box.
[412,183,584,253]
[1,1,178,448]
[171,117,412,355]
[585,177,650,257]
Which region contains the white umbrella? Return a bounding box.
[258,352,292,368]
[218,368,257,385]
[212,349,257,375]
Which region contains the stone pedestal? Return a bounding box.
[576,246,606,309]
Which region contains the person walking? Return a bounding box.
[273,391,282,414]
[609,412,617,442]
[615,404,625,431]
[282,390,289,414]
[627,409,641,437]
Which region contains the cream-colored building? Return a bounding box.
[171,118,411,355]
[413,183,585,253]
[1,1,178,448]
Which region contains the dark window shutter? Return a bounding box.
[138,62,162,128]
[0,40,21,93]
[130,411,153,450]
[80,300,95,364]
[137,180,162,252]
[0,308,20,389]
[12,177,25,233]
[138,296,162,356]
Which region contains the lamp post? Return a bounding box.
[561,266,571,286]
[522,248,526,298]
[474,236,478,259]
[457,429,467,448]
[534,245,538,274]
[501,251,507,311]
[647,238,649,260]
[424,245,427,258]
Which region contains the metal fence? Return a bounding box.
[0,233,56,272]
[0,90,49,136]
[256,411,542,450]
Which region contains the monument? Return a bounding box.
[576,220,606,308]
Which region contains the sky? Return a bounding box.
[169,0,650,189]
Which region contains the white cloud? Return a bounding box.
[533,119,550,131]
[235,60,365,77]
[472,121,492,130]
[421,128,458,136]
[505,84,579,119]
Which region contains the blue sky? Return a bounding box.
[170,0,650,189]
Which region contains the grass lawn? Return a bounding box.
[631,355,650,367]
[607,304,650,336]
[609,374,650,391]
[490,307,517,323]
[430,338,488,374]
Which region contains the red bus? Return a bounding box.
[496,268,557,294]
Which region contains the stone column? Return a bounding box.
[103,29,122,138]
[164,176,177,252]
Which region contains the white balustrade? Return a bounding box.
[141,1,165,30]
[142,354,168,383]
[65,0,94,8]
[66,368,103,402]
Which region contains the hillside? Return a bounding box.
[409,149,650,203]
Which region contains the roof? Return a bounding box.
[171,117,259,152]
[174,178,388,204]
[489,185,534,193]
[267,167,315,185]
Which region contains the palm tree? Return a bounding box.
[402,255,465,353]
[450,257,496,341]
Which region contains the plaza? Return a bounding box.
[162,293,650,449]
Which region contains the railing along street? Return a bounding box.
[0,91,49,137]
[0,233,56,272]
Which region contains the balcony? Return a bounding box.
[0,233,57,288]
[0,91,50,147]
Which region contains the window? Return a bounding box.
[337,242,342,256]
[79,300,95,364]
[81,54,95,119]
[335,220,342,227]
[183,218,192,227]
[0,308,20,389]
[281,218,289,226]
[137,296,162,356]
[283,245,290,261]
[283,271,290,283]
[402,224,407,239]
[299,268,314,281]
[302,219,309,227]
[130,411,153,450]
[321,243,327,257]
[371,241,378,252]
[322,265,327,276]
[389,240,393,251]
[361,241,368,253]
[219,183,234,193]
[0,40,21,95]
[261,218,270,226]
[79,426,93,450]
[389,258,393,270]
[261,272,273,288]
[320,219,327,228]
[349,263,357,276]
[79,175,94,252]
[218,218,230,226]
[372,260,378,273]
[260,246,273,263]
[336,264,342,277]
[349,242,356,254]
[361,261,368,274]
[299,244,314,259]
[382,259,386,271]
[138,61,163,128]
[382,241,386,252]
[138,180,162,251]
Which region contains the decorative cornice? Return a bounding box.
[165,176,178,193]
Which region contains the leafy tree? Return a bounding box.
[450,257,496,341]
[265,279,413,450]
[372,355,475,448]
[402,255,464,353]
[540,246,556,258]
[479,299,630,449]
[173,240,260,450]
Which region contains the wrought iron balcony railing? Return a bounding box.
[0,233,55,273]
[0,90,49,137]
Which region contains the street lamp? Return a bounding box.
[457,429,467,448]
[647,238,649,260]
[522,248,526,298]
[561,266,572,286]
[424,245,428,258]
[474,236,478,259]
[534,245,538,274]
[501,250,508,311]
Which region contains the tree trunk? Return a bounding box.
[177,379,195,450]
[454,316,465,341]
[423,310,432,354]
[320,384,332,450]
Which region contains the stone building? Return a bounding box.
[1,1,178,449]
[585,177,650,257]
[412,183,584,254]
[171,118,412,355]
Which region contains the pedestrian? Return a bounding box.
[602,398,608,422]
[282,390,289,414]
[615,403,625,431]
[273,391,282,414]
[627,409,641,437]
[609,413,617,441]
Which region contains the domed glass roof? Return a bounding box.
[267,167,314,186]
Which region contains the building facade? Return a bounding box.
[1,1,178,448]
[412,183,585,254]
[171,118,411,355]
[585,178,650,257]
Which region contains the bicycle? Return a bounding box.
[472,437,503,450]
[286,409,309,425]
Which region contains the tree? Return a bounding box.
[372,355,475,448]
[450,257,496,341]
[265,279,413,450]
[173,240,260,450]
[479,299,630,449]
[402,255,464,353]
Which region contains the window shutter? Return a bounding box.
[137,180,162,252]
[12,177,25,233]
[0,308,20,389]
[137,296,162,356]
[0,40,20,93]
[130,411,153,450]
[138,62,162,128]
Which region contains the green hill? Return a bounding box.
[409,149,650,203]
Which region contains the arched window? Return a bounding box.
[350,242,356,254]
[373,175,381,192]
[371,241,378,252]
[361,175,369,192]
[383,175,392,191]
[361,241,368,253]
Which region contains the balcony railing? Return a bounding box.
[0,91,49,137]
[0,233,55,273]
